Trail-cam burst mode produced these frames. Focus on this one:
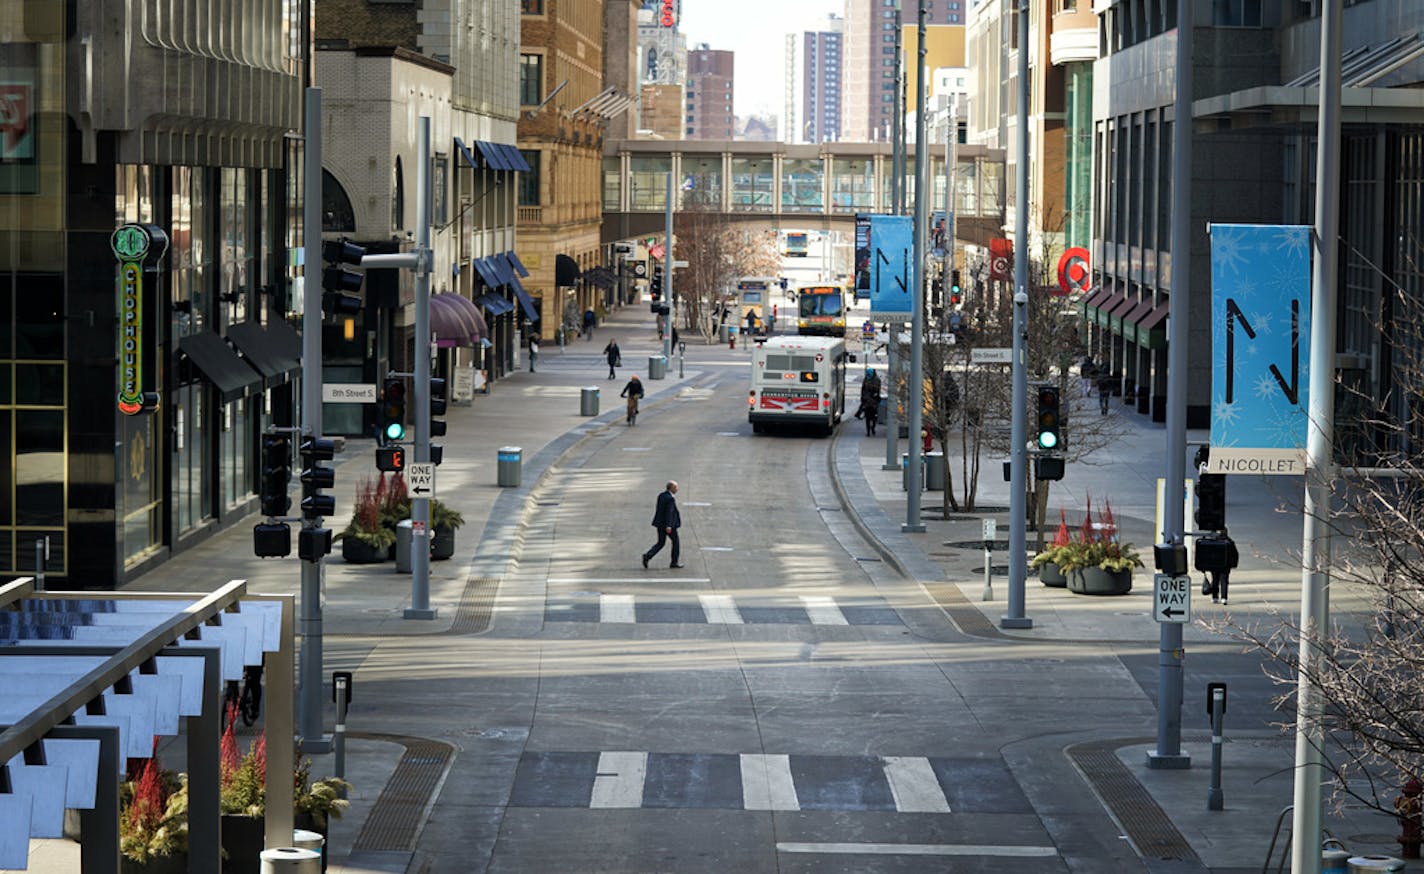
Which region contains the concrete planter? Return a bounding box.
[341,536,387,564]
[1069,567,1133,596]
[431,525,456,561]
[1038,561,1067,588]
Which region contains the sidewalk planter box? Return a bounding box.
[432,525,456,561]
[1071,567,1133,596]
[1038,562,1067,587]
[122,855,188,874]
[221,814,265,874]
[341,537,387,564]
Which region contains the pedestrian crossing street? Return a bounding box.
[510,750,1033,814]
[544,593,904,627]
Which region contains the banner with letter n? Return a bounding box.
[868,214,912,323]
[1208,223,1312,475]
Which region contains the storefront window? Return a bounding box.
[222,398,249,509]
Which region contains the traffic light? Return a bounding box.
[650,268,663,310]
[931,275,943,308]
[1035,385,1061,451]
[376,445,405,472]
[298,435,337,521]
[950,269,962,306]
[322,239,366,315]
[1195,473,1226,531]
[382,377,406,442]
[428,377,447,437]
[253,522,291,558]
[259,433,292,517]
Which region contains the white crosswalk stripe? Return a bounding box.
[599,594,636,624]
[590,751,647,808]
[883,756,951,813]
[699,594,743,624]
[740,753,800,811]
[800,595,850,625]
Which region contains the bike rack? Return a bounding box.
[1262,805,1347,874]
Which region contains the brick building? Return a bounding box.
[686,48,734,141]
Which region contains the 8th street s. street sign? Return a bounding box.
[1153,573,1192,623]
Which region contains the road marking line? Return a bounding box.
[777,842,1057,857]
[699,595,743,625]
[882,756,950,813]
[600,595,636,624]
[801,595,850,626]
[590,751,647,808]
[740,753,799,810]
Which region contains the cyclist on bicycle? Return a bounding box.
[620,374,644,425]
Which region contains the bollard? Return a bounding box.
[34,535,46,592]
[981,519,996,601]
[679,341,686,378]
[260,846,321,874]
[332,672,350,797]
[1207,683,1227,810]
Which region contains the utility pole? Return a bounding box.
[1291,0,1343,869]
[299,87,331,751]
[1149,0,1193,770]
[1003,0,1031,630]
[664,170,674,362]
[904,1,928,533]
[884,0,905,473]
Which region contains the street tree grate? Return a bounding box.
[350,734,455,852]
[1067,740,1201,862]
[449,576,499,634]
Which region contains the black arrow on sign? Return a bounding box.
[412,486,432,495]
[1160,606,1185,619]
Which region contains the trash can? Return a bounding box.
[719,325,733,344]
[1322,847,1350,874]
[1348,858,1405,874]
[901,454,926,491]
[497,446,522,488]
[260,847,321,874]
[395,520,413,574]
[648,355,667,380]
[925,451,946,491]
[580,386,600,416]
[293,829,326,873]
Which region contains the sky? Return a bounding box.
[676,0,843,120]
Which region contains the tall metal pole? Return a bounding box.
[406,116,436,620]
[904,2,928,532]
[885,0,904,472]
[1149,0,1193,769]
[1291,0,1343,868]
[945,96,956,320]
[664,170,674,361]
[1003,0,1031,629]
[299,87,329,749]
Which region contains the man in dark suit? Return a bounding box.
[642,480,683,569]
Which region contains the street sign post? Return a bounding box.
[321,383,377,403]
[406,462,435,498]
[1153,573,1192,623]
[971,348,1013,364]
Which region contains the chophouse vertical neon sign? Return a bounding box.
[660,0,675,26]
[111,223,166,415]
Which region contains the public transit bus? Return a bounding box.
[796,286,847,337]
[736,276,776,335]
[784,231,809,257]
[748,335,852,435]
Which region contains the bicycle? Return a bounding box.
[223,664,264,727]
[626,395,639,426]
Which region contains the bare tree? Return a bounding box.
[674,203,779,339]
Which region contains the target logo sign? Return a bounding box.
[989,238,1013,282]
[1057,247,1091,296]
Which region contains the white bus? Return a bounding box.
[748,335,853,435]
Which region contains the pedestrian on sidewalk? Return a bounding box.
[584,308,597,341]
[1097,374,1113,415]
[641,480,683,569]
[620,374,644,425]
[745,309,757,338]
[603,339,622,379]
[529,336,539,373]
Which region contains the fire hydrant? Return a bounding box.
[1396,778,1422,858]
[729,329,736,350]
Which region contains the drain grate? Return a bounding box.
[923,582,1006,639]
[1067,740,1200,862]
[350,734,455,853]
[449,576,499,634]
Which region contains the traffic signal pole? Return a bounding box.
[903,2,927,533]
[1003,0,1031,629]
[299,87,330,751]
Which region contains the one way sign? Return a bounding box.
[1153,573,1192,624]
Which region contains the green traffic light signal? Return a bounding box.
[385,420,405,441]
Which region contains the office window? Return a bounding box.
[520,54,543,106]
[518,151,540,205]
[1211,0,1261,25]
[521,0,543,12]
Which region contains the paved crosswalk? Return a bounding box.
[509,750,1034,814]
[544,594,904,626]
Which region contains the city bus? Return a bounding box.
[796,286,847,337]
[785,231,809,257]
[748,335,853,435]
[736,276,777,335]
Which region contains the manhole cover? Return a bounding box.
[943,539,1019,550]
[976,564,1010,574]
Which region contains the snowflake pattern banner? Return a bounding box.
[1207,223,1312,475]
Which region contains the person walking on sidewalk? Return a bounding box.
[620,374,644,425]
[603,339,621,379]
[641,480,683,569]
[584,308,597,341]
[1097,374,1113,415]
[529,336,539,372]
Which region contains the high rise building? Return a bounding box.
[841,0,965,142]
[687,47,735,140]
[801,16,844,143]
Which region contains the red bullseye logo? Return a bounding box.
[1057,247,1091,295]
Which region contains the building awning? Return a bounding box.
[1107,295,1137,335]
[555,253,581,287]
[429,295,479,348]
[475,140,511,171]
[264,317,303,366]
[1081,288,1112,320]
[1092,292,1126,328]
[437,293,488,340]
[473,257,502,288]
[505,251,531,278]
[1128,303,1170,350]
[503,145,532,173]
[475,293,514,316]
[177,331,262,403]
[509,277,539,322]
[454,137,480,171]
[489,253,515,285]
[225,321,300,388]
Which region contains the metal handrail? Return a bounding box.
[1262,804,1348,874]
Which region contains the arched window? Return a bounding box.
[321,170,355,232]
[392,156,405,231]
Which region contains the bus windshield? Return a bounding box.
[799,293,844,317]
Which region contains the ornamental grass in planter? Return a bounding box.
[119,748,188,873]
[1031,496,1142,595]
[335,476,395,563]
